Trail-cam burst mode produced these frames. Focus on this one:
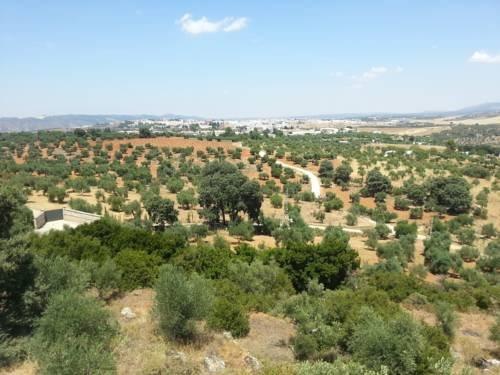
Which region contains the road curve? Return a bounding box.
[275,160,322,199]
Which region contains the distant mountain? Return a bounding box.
[1,102,499,132]
[0,114,199,132]
[297,102,500,121]
[447,102,500,117]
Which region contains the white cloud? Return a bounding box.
[395,66,404,73]
[329,71,344,78]
[178,13,248,35]
[354,66,388,81]
[469,51,500,64]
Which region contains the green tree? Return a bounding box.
[176,188,197,209]
[208,298,249,338]
[276,227,359,291]
[365,170,392,197]
[154,264,213,341]
[115,249,161,290]
[143,195,178,228]
[31,291,117,375]
[270,193,283,208]
[333,163,353,185]
[198,161,262,225]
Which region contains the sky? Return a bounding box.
[1,0,500,118]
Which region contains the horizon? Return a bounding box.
[1,1,500,118]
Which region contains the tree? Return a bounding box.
[270,193,283,208]
[31,291,117,375]
[348,308,428,375]
[166,177,184,193]
[481,223,497,238]
[333,163,353,185]
[318,160,334,179]
[154,264,213,341]
[144,195,178,228]
[365,170,392,197]
[395,220,417,238]
[228,220,254,241]
[47,186,66,203]
[0,237,39,335]
[177,188,197,209]
[427,176,472,214]
[276,226,359,291]
[208,298,249,338]
[115,249,161,290]
[139,127,152,138]
[0,187,33,239]
[198,161,262,225]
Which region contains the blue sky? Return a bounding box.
[1,0,500,118]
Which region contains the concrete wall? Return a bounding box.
[32,208,101,230]
[62,208,101,224]
[33,211,47,229]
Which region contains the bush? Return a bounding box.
[324,197,343,212]
[47,186,66,203]
[481,223,497,238]
[154,264,213,341]
[270,193,283,208]
[490,316,500,344]
[91,259,122,299]
[115,249,161,290]
[409,207,423,219]
[457,227,476,245]
[395,220,417,238]
[375,222,391,239]
[166,177,184,193]
[31,291,117,375]
[208,298,250,338]
[458,246,479,262]
[348,307,438,375]
[345,213,358,226]
[228,220,255,241]
[435,302,456,338]
[293,333,318,360]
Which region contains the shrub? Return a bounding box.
[490,316,500,344]
[270,193,283,208]
[115,249,161,290]
[154,264,213,341]
[458,246,479,262]
[47,186,66,203]
[208,298,249,338]
[324,197,343,212]
[229,220,255,241]
[293,333,318,360]
[166,177,184,193]
[365,170,392,197]
[375,222,391,239]
[409,207,423,219]
[394,197,410,211]
[31,291,117,375]
[457,227,476,245]
[348,307,434,375]
[435,302,456,338]
[395,220,417,238]
[481,223,497,238]
[91,259,122,299]
[345,213,358,226]
[69,198,101,214]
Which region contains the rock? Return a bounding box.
[474,357,500,369]
[120,307,136,319]
[166,350,187,364]
[222,331,233,340]
[244,355,261,371]
[204,355,225,373]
